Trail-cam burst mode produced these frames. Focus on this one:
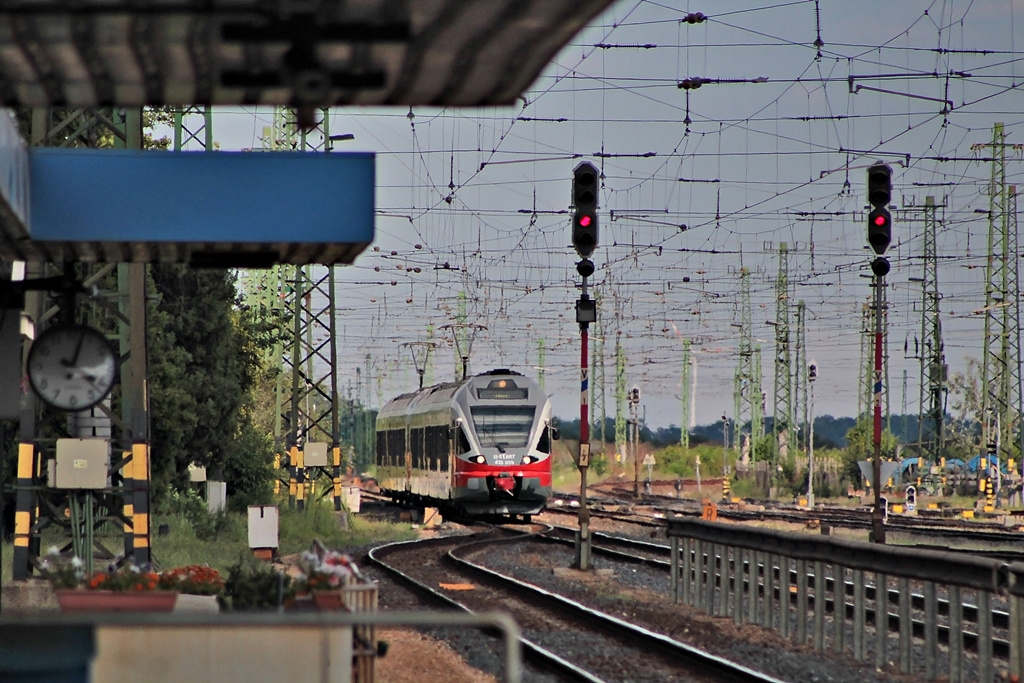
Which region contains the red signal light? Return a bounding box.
[873,214,887,227]
[579,214,592,227]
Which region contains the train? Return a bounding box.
[375,368,555,520]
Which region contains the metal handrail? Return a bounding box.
[666,514,1009,591]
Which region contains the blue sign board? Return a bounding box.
[28,149,374,258]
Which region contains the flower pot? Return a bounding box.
[56,589,177,613]
[311,590,349,611]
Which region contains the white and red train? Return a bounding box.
[375,369,554,520]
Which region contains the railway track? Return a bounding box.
[547,493,1024,562]
[537,524,1014,661]
[368,525,786,683]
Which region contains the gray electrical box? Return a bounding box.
[54,438,110,489]
[247,505,279,549]
[207,481,227,513]
[303,441,329,467]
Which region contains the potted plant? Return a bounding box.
[218,555,294,611]
[159,564,224,612]
[158,564,224,595]
[40,548,176,613]
[294,547,364,611]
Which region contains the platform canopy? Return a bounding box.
[0,0,615,109]
[0,0,615,265]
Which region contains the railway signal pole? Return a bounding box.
[867,162,893,544]
[571,161,599,571]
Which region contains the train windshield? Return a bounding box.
[470,406,536,450]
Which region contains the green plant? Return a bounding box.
[158,487,229,541]
[38,547,87,589]
[218,554,293,611]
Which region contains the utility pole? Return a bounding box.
[794,300,807,451]
[614,329,627,461]
[975,124,1022,479]
[629,387,641,497]
[752,346,764,447]
[915,196,947,462]
[681,338,692,449]
[807,360,817,507]
[536,338,546,390]
[591,291,605,446]
[736,267,755,457]
[773,243,793,471]
[261,106,349,511]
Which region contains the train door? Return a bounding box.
[404,424,412,489]
[447,422,457,493]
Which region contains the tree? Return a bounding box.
[147,265,274,501]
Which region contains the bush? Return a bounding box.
[157,487,230,541]
[218,554,293,611]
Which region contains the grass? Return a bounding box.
[2,496,421,584]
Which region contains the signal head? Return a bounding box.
[576,259,595,278]
[573,162,599,208]
[870,256,890,277]
[571,161,600,258]
[867,162,892,208]
[867,207,892,254]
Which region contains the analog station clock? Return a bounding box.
[27,324,118,411]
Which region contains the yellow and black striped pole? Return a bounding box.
[121,450,134,557]
[293,444,305,511]
[130,443,150,564]
[12,443,35,580]
[332,444,343,511]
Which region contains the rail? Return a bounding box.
[666,514,1024,683]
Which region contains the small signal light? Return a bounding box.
[874,214,887,227]
[579,214,592,227]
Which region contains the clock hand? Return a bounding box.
[61,330,87,368]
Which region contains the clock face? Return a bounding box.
[27,324,118,411]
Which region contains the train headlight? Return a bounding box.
[521,456,534,465]
[472,455,486,464]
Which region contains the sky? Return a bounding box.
[179,0,1024,430]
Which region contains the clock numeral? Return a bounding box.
[68,396,78,407]
[39,379,48,389]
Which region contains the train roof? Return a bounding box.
[376,368,536,420]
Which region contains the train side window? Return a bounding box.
[376,431,387,467]
[453,424,472,454]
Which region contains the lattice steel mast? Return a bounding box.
[735,268,755,455]
[773,243,793,466]
[976,123,1023,468]
[681,338,692,448]
[13,108,151,579]
[258,107,348,511]
[916,196,947,461]
[859,301,873,419]
[590,291,605,447]
[794,300,807,451]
